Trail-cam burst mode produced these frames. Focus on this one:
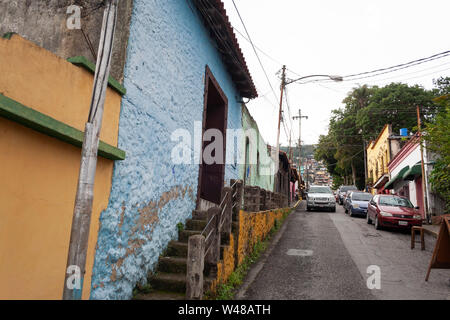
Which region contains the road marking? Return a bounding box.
[287,249,313,256]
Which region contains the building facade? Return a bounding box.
[385,134,426,216]
[385,133,446,218]
[366,124,401,194]
[241,105,275,191]
[0,34,125,299]
[89,0,257,300]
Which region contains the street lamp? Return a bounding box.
[273,65,343,191]
[286,74,343,85]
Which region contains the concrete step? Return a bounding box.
[192,210,207,220]
[166,241,188,257]
[178,229,201,243]
[133,290,185,300]
[186,219,207,231]
[149,272,214,294]
[150,272,186,293]
[157,256,187,274]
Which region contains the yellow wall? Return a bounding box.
[207,207,291,294]
[367,124,391,185]
[0,35,122,299]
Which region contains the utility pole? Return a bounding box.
[363,140,368,190]
[417,106,430,224]
[63,0,119,300]
[306,163,309,190]
[274,65,286,191]
[288,131,292,162]
[293,109,308,181]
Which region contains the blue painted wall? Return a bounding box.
[90,0,244,299]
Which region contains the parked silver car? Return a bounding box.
[306,185,336,212]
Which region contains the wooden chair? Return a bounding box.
[411,226,425,250]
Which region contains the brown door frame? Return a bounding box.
[196,65,229,207]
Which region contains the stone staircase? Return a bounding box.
[133,210,220,300]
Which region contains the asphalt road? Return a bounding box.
[236,201,450,300]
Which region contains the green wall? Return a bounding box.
[241,105,275,191]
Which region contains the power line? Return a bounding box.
[231,0,278,103]
[232,26,305,79]
[295,50,450,86]
[232,27,284,67]
[325,149,365,167]
[343,50,450,80]
[317,62,450,91]
[232,15,450,89]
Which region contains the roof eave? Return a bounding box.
[192,0,258,99]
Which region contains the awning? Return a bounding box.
[403,162,422,181]
[385,165,410,189]
[373,174,389,189]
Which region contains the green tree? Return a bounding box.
[316,82,442,191]
[356,83,438,141]
[423,77,450,212]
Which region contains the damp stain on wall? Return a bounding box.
[90,184,195,299]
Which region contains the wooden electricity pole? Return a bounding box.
[274,65,286,191]
[63,0,119,300]
[293,109,308,184]
[417,105,430,224]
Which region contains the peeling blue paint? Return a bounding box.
[90,0,243,300]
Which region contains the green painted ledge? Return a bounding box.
[67,56,126,96]
[2,32,16,40]
[0,93,125,161]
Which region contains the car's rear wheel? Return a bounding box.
[307,206,311,211]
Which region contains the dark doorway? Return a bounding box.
[197,66,228,208]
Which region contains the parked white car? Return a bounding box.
[306,185,336,212]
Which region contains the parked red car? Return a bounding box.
[367,194,422,230]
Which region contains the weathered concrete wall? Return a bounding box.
[207,208,291,294]
[236,208,289,266]
[0,0,133,81]
[0,35,122,299]
[241,105,275,191]
[89,0,244,300]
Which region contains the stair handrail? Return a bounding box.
[186,180,242,299]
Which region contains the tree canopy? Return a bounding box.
[315,79,447,191]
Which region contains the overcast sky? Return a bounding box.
[222,0,450,147]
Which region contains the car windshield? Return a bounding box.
[340,186,357,192]
[379,196,414,208]
[352,193,373,201]
[309,187,332,194]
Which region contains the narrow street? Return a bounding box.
[237,201,450,300]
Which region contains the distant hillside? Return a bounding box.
[280,144,315,160]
